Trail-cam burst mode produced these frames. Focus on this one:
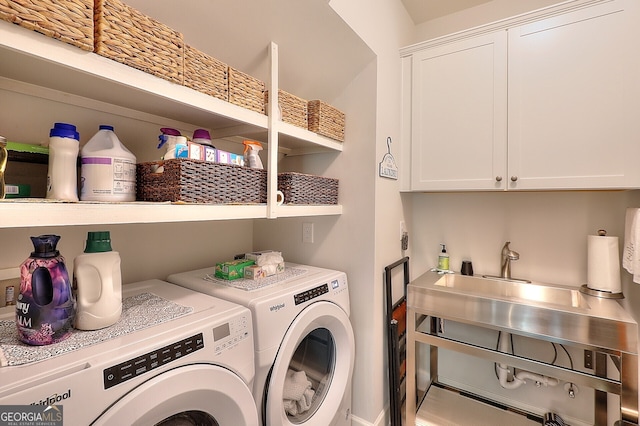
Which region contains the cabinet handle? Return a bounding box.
[511,176,518,182]
[495,176,503,182]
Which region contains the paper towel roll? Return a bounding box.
[587,234,622,293]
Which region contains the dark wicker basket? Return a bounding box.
[278,172,338,205]
[137,159,267,204]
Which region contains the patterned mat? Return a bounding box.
[0,293,192,367]
[204,267,308,291]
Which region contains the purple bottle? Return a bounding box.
[17,235,76,345]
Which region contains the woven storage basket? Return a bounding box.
[137,159,267,204]
[308,100,345,142]
[228,67,265,114]
[278,172,338,205]
[265,90,307,129]
[94,0,184,84]
[184,44,228,101]
[0,0,93,50]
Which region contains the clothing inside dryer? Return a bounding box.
[285,327,335,423]
[155,411,219,426]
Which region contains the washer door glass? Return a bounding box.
[285,327,334,423]
[155,411,218,426]
[265,301,354,426]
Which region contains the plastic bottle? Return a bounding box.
[46,122,80,201]
[157,128,188,159]
[242,140,264,169]
[73,231,122,330]
[0,135,7,199]
[17,234,75,345]
[80,125,136,202]
[438,244,450,271]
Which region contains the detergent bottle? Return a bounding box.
[80,125,136,202]
[17,235,75,345]
[73,231,122,330]
[242,140,264,169]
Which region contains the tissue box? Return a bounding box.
[244,265,267,280]
[215,259,255,280]
[204,146,216,163]
[245,250,278,261]
[216,149,244,166]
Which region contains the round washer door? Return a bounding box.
[93,364,258,426]
[265,301,354,426]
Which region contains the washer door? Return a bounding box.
[92,364,258,426]
[265,301,354,426]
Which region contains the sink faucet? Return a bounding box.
[500,242,519,280]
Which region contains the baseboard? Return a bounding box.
[351,407,388,426]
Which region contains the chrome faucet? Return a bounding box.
[500,242,519,280]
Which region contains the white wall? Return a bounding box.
[329,1,415,425]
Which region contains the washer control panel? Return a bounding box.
[213,314,250,354]
[294,283,329,305]
[104,333,204,389]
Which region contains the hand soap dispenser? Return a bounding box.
[438,244,450,271]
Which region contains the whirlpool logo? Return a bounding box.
[269,303,285,312]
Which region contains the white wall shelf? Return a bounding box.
[0,20,344,227]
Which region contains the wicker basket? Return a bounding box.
[278,172,338,205]
[0,0,93,50]
[137,159,267,204]
[265,90,307,129]
[184,44,228,101]
[228,67,265,114]
[94,0,184,84]
[308,100,345,142]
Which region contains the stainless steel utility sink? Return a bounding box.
[433,274,589,309]
[409,271,637,354]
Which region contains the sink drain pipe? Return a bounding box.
[497,332,560,389]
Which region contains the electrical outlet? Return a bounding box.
[584,349,594,369]
[302,222,314,243]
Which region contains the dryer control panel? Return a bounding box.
[103,333,204,389]
[294,283,329,305]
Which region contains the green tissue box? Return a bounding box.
[215,259,255,280]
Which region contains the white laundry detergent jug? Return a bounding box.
[73,231,122,330]
[80,125,136,201]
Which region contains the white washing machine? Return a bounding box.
[0,279,258,426]
[167,263,354,426]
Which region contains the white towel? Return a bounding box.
[623,208,640,284]
[283,369,315,416]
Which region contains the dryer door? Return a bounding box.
[264,301,354,426]
[92,364,258,426]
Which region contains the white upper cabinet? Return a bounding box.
[401,0,640,191]
[508,0,640,190]
[409,32,507,191]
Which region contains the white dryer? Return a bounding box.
[167,263,354,426]
[0,279,258,426]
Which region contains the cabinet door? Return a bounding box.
[410,32,507,191]
[508,0,640,190]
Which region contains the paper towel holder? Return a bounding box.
[579,229,625,299]
[579,284,624,299]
